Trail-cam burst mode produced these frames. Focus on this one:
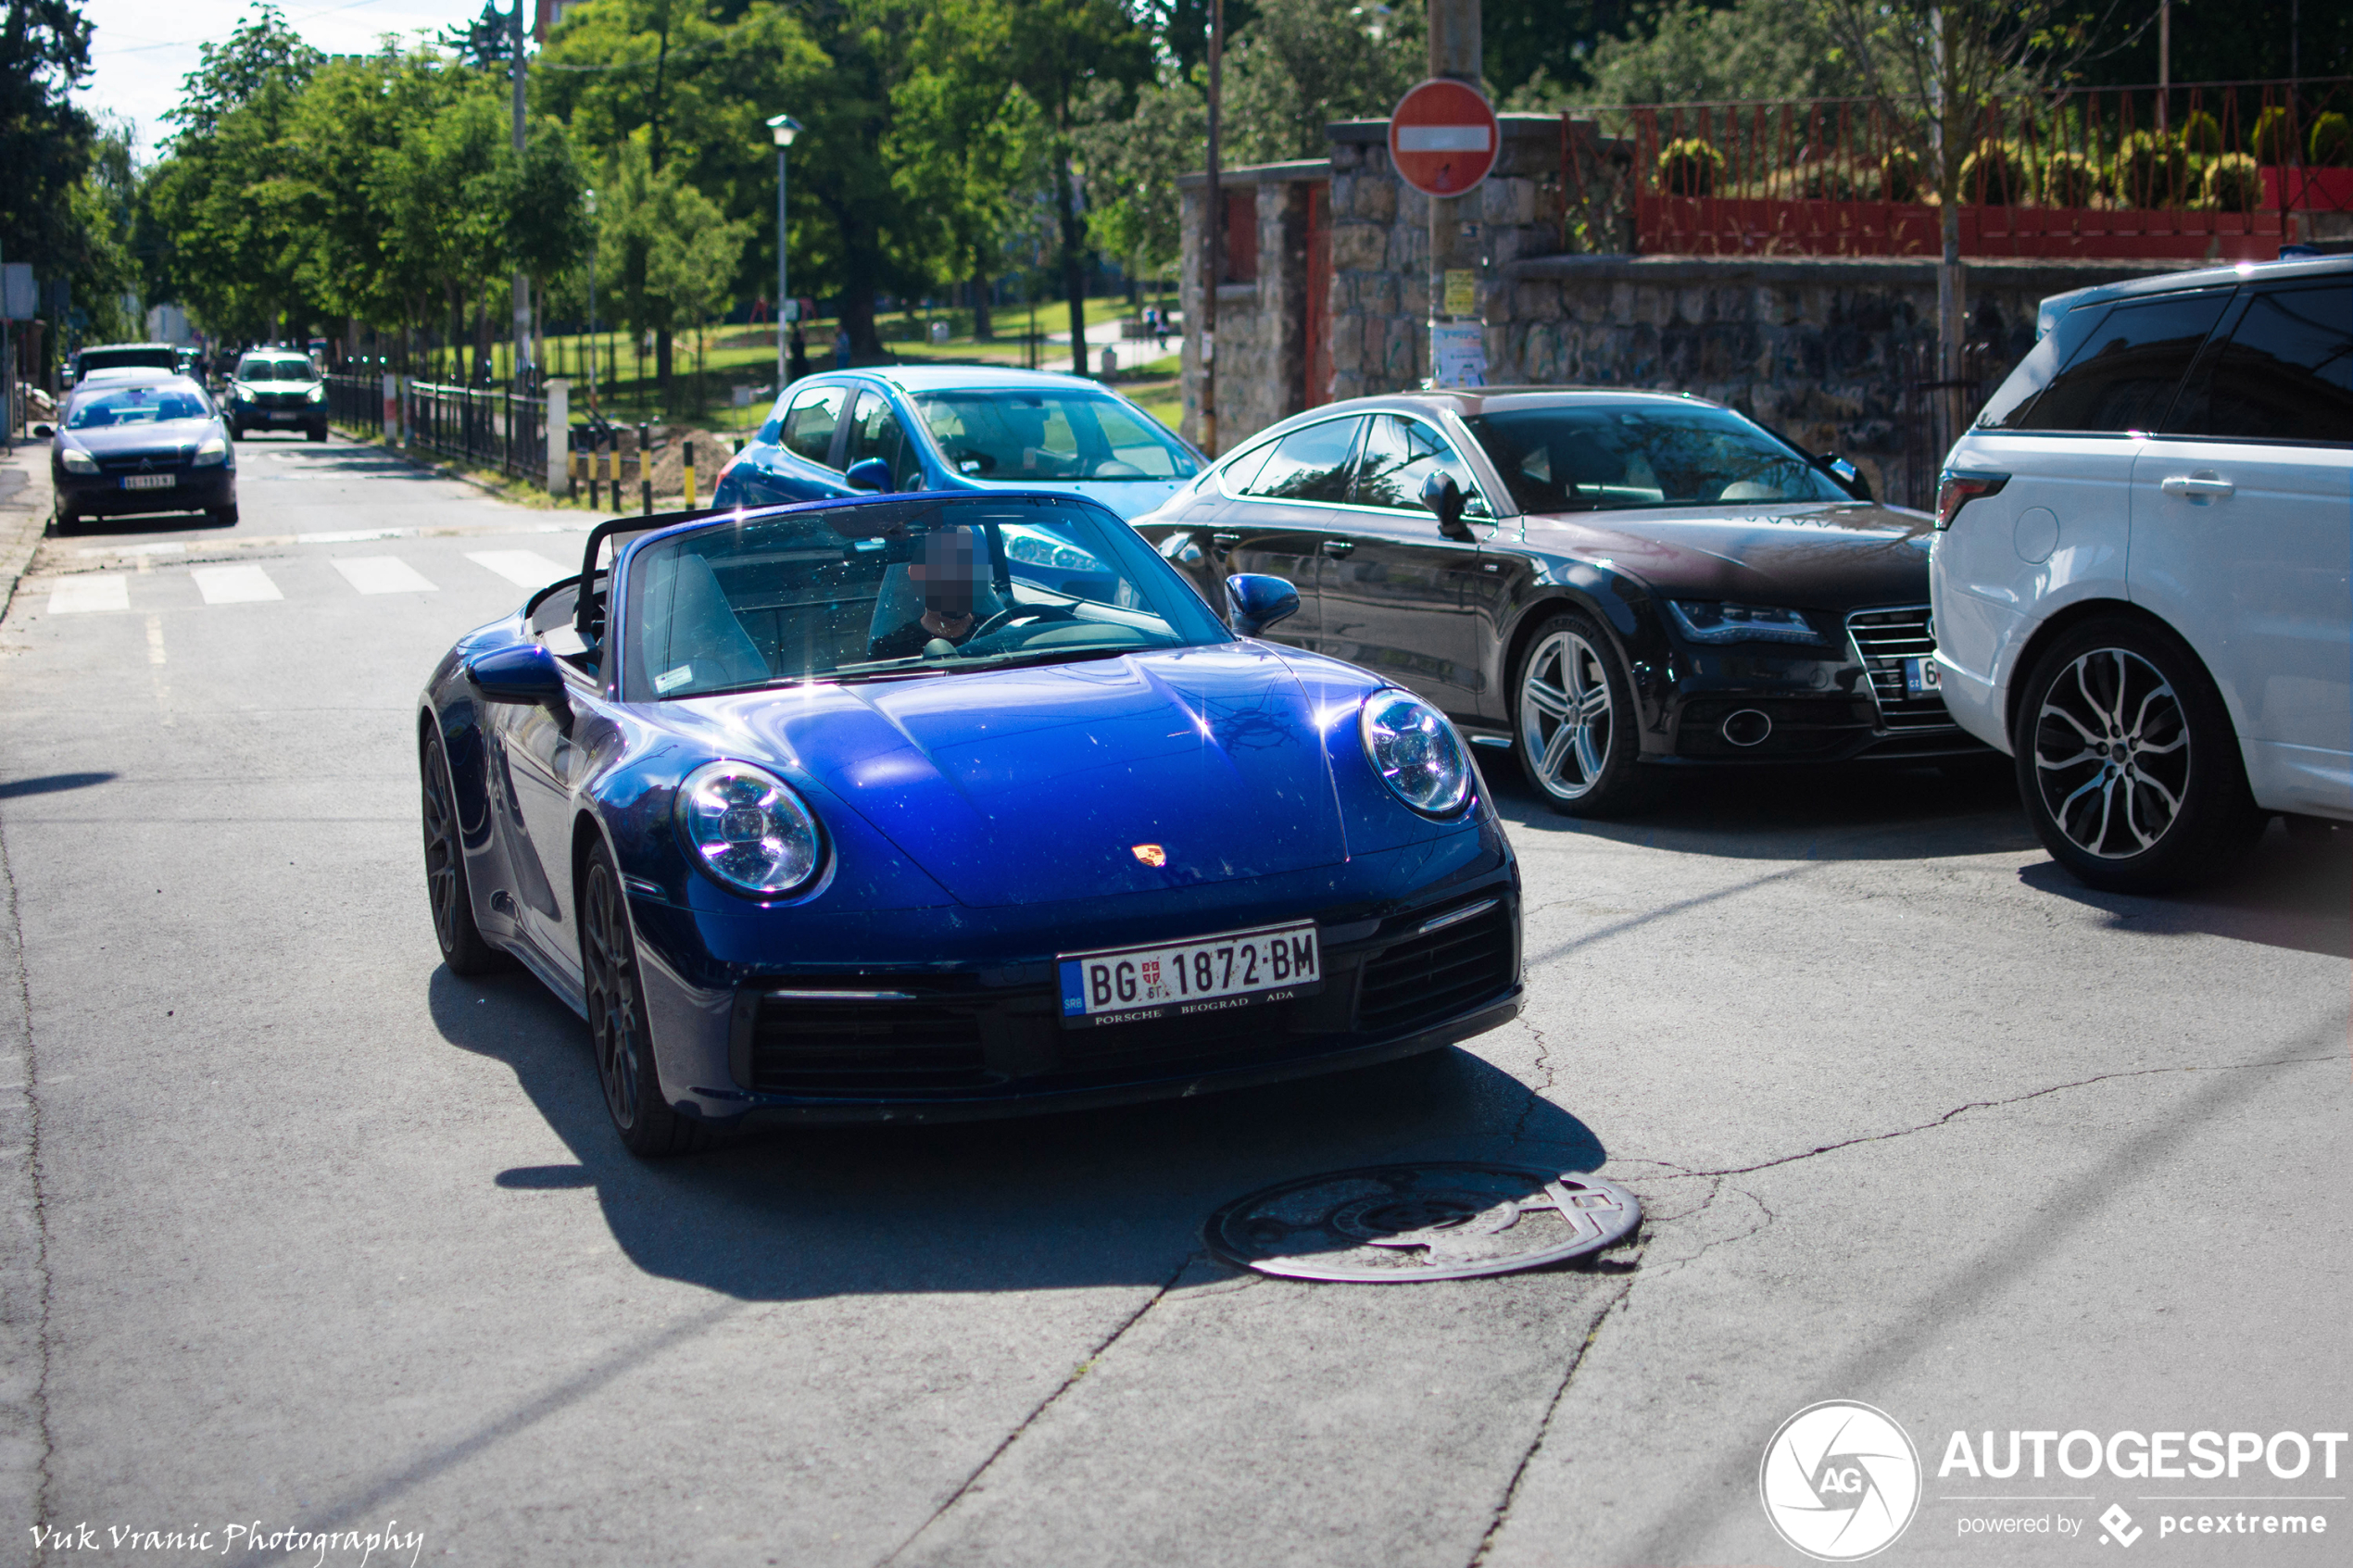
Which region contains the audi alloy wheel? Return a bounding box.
[1515,612,1641,816]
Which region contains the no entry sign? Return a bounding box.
[1389,79,1500,197]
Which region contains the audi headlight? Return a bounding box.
[1360,689,1472,817]
[193,435,228,467]
[675,760,824,897]
[1665,600,1827,646]
[60,446,98,474]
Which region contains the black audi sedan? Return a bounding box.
[1132,389,1984,816]
[50,372,238,530]
[223,347,327,441]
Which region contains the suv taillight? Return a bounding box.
[1934,470,2009,531]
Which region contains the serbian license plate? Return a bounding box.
[1059,920,1320,1027]
[1904,655,1942,696]
[121,473,177,490]
[269,410,299,422]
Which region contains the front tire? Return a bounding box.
[421,728,506,976]
[581,840,703,1158]
[1513,611,1643,816]
[2013,617,2259,892]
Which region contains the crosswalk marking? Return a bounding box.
[49,576,130,615]
[466,550,571,588]
[300,528,405,545]
[191,565,283,604]
[333,557,438,595]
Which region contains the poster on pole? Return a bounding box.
[1431,322,1487,389]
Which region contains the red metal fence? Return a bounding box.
[1562,79,2353,260]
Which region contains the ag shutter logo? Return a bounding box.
[1761,1400,1923,1561]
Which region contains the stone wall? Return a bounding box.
[1177,161,1324,450]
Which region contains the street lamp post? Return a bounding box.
[766,114,802,389]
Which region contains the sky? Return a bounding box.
[79,0,492,159]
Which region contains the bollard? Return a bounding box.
[605,435,618,509]
[638,422,652,515]
[683,438,696,510]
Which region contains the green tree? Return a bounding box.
[0,0,99,275]
[595,138,749,411]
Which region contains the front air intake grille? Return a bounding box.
[747,996,995,1095]
[96,451,189,474]
[1847,606,1953,733]
[1355,903,1514,1036]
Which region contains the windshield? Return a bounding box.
[78,348,177,373]
[67,386,213,428]
[236,358,317,383]
[911,389,1200,483]
[621,495,1230,701]
[1465,404,1848,514]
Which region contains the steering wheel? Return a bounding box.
[968,603,1080,642]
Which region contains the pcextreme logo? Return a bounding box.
[1760,1401,1923,1562]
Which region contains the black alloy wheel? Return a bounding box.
[1514,610,1643,816]
[581,841,703,1158]
[2014,616,2261,893]
[421,728,506,976]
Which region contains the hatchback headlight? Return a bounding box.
[675,760,824,897]
[1360,689,1472,817]
[306,385,325,403]
[60,446,98,474]
[1665,600,1828,646]
[193,435,228,467]
[231,383,253,401]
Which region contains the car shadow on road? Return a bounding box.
[1481,752,2040,862]
[428,968,1608,1299]
[2018,819,2353,960]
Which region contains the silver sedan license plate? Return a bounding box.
[1059,920,1320,1028]
[121,473,176,490]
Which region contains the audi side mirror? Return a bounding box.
[1818,453,1871,501]
[845,458,893,494]
[467,644,571,713]
[1422,470,1474,541]
[1225,573,1301,637]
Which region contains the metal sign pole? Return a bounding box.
[1426,0,1484,390]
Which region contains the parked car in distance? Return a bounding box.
[49,370,238,531]
[1931,255,2352,891]
[224,348,328,442]
[1132,388,1985,817]
[420,493,1520,1154]
[63,342,181,389]
[712,365,1203,521]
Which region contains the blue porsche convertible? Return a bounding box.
[420,490,1521,1154]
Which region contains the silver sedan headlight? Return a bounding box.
[1360,689,1472,817]
[675,760,824,897]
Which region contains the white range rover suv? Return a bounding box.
[1931,254,2350,891]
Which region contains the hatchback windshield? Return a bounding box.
[911,389,1201,483]
[622,495,1228,701]
[1466,404,1847,513]
[68,386,213,428]
[236,357,317,383]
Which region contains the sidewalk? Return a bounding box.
[0,445,51,628]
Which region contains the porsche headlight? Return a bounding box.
[193,435,228,467]
[1665,600,1828,646]
[675,760,823,897]
[60,446,98,474]
[1360,689,1472,817]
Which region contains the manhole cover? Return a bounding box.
[1203,1162,1641,1282]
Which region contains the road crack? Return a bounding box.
[1505,1017,1557,1148]
[1466,1277,1636,1568]
[874,1254,1192,1567]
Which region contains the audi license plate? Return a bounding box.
[1904,655,1942,696]
[121,474,176,490]
[1060,920,1320,1027]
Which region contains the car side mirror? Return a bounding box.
[1422,470,1474,541]
[467,644,571,712]
[1818,453,1871,501]
[1226,573,1300,637]
[29,422,53,439]
[846,458,893,494]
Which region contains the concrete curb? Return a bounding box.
[0,447,53,631]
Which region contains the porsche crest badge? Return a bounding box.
[1131,844,1167,868]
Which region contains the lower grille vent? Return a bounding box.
[748,997,994,1095]
[1356,905,1514,1035]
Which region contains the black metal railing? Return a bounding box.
[324,370,383,439]
[403,380,546,484]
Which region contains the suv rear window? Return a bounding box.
[2006,292,2231,433]
[2165,282,2353,445]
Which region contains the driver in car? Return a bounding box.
[871,528,986,659]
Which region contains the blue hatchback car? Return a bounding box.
[712,365,1204,521]
[420,490,1522,1154]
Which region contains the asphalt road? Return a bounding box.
[1,433,2347,1568]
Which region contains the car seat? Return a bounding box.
[635,548,770,692]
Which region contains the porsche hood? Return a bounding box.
[693,646,1350,907]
